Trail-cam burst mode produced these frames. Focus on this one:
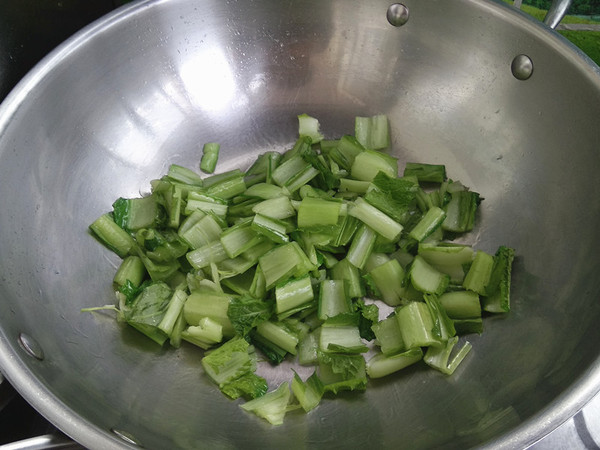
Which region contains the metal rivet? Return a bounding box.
[511,54,534,80]
[111,428,142,446]
[387,3,410,27]
[18,333,44,360]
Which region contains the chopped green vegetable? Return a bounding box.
[372,314,405,355]
[463,250,494,295]
[409,255,450,295]
[255,320,300,355]
[86,113,516,426]
[366,348,423,379]
[200,142,220,174]
[201,336,257,386]
[181,316,223,349]
[113,196,163,231]
[318,351,367,394]
[350,149,397,182]
[319,316,368,354]
[403,162,446,183]
[275,276,314,317]
[482,246,515,313]
[240,382,292,425]
[348,197,404,242]
[221,371,268,400]
[291,370,325,412]
[396,301,441,349]
[424,337,472,375]
[113,255,145,288]
[442,190,480,233]
[122,282,173,345]
[227,295,273,338]
[89,213,136,258]
[355,114,390,150]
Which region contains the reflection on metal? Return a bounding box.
[387,3,409,27]
[544,0,574,29]
[511,54,534,80]
[110,428,142,446]
[17,334,44,361]
[0,434,82,450]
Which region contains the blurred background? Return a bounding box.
[507,0,600,64]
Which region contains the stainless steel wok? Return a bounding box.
[1,0,600,448]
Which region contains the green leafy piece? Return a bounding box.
[482,246,515,313]
[119,279,152,306]
[135,245,181,282]
[364,172,419,225]
[221,372,269,400]
[354,300,379,341]
[299,140,339,190]
[227,295,273,338]
[122,282,173,345]
[319,319,368,354]
[317,351,367,394]
[403,162,446,183]
[423,293,456,341]
[113,196,164,231]
[323,135,365,172]
[291,370,325,412]
[240,382,292,425]
[201,336,257,387]
[136,228,189,262]
[89,112,518,426]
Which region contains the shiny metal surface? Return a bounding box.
[511,54,535,80]
[543,0,573,29]
[0,0,600,448]
[0,434,82,450]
